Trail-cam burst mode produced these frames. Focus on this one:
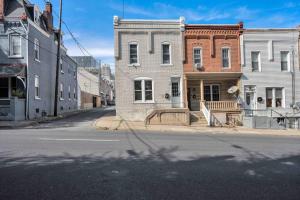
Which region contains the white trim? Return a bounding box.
[280,51,291,72]
[161,42,172,65]
[251,51,261,72]
[34,38,40,62]
[133,77,154,103]
[204,84,221,101]
[9,34,22,57]
[193,47,203,67]
[221,47,231,69]
[34,75,40,100]
[128,41,139,66]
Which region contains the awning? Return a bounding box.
[185,72,242,80]
[0,64,26,77]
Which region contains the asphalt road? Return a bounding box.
[0,107,299,200]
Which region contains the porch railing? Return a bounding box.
[206,101,240,111]
[200,102,211,126]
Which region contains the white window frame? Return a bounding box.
[204,84,221,102]
[134,77,154,103]
[193,47,203,66]
[34,75,40,99]
[266,88,285,108]
[9,34,22,57]
[34,38,40,61]
[73,87,76,99]
[161,42,172,66]
[221,47,231,69]
[68,85,71,100]
[60,59,64,74]
[60,83,64,100]
[128,42,139,66]
[251,51,261,72]
[280,51,290,72]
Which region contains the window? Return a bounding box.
[34,75,40,99]
[251,52,260,72]
[10,35,21,57]
[280,51,289,71]
[222,48,230,68]
[204,85,220,101]
[60,59,63,73]
[129,43,138,64]
[193,48,202,65]
[134,79,153,102]
[68,85,71,100]
[172,82,179,97]
[73,87,76,99]
[34,39,40,61]
[266,88,284,108]
[60,83,64,100]
[0,78,9,98]
[162,43,171,64]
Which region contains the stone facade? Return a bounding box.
[114,16,185,121]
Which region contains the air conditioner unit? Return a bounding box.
[195,63,203,70]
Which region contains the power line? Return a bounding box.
[42,0,94,57]
[8,27,57,56]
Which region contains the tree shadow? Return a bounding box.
[0,147,299,200]
[27,108,116,130]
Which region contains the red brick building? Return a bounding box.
[183,23,244,125]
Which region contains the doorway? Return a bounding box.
[171,77,181,108]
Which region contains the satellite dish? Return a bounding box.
[228,86,239,94]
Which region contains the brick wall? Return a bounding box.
[184,25,243,73]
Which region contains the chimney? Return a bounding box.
[0,0,5,20]
[43,1,53,32]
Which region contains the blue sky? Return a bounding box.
[32,0,300,68]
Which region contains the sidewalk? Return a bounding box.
[0,108,96,129]
[94,113,300,136]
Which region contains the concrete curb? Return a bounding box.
[94,115,300,137]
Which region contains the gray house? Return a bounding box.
[114,16,186,122]
[240,28,300,128]
[0,0,77,121]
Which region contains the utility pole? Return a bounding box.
[54,0,63,116]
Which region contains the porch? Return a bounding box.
[0,65,26,121]
[184,72,242,126]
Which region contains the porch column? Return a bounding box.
[200,79,204,110]
[184,75,188,108]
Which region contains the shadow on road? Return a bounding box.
[0,148,299,200]
[27,108,116,129]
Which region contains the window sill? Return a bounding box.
[8,55,23,59]
[35,97,41,100]
[60,98,64,101]
[61,71,65,74]
[134,101,155,104]
[161,64,173,67]
[35,59,40,63]
[128,64,141,67]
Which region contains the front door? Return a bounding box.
[171,78,181,108]
[244,86,256,113]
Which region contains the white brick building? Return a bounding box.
[114,16,185,121]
